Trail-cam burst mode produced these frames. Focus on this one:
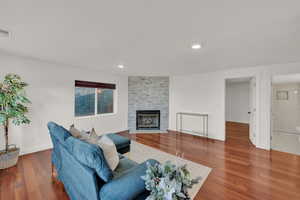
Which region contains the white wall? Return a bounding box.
[225,81,250,124]
[169,62,300,150]
[272,83,300,133]
[0,52,128,155]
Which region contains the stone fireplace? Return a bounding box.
[136,110,160,130]
[128,76,169,132]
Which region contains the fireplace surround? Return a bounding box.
[136,110,160,130]
[128,76,169,132]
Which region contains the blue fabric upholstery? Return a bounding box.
[47,122,71,146]
[106,133,131,154]
[113,156,138,179]
[100,159,159,200]
[65,136,113,182]
[59,144,102,200]
[48,122,72,180]
[47,121,158,200]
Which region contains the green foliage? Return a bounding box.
[0,74,31,151]
[142,161,200,200]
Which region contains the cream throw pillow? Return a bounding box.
[97,135,119,171]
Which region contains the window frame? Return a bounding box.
[74,80,117,118]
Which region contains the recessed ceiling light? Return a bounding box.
[191,43,202,50]
[0,29,9,37]
[117,64,124,69]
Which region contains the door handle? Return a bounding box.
[248,112,251,114]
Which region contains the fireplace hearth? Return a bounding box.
[136,110,160,130]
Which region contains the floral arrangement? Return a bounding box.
[142,161,200,200]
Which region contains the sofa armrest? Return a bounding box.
[99,159,159,200]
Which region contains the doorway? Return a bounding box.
[271,74,300,155]
[225,77,256,146]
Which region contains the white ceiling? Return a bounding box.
[1,0,300,75]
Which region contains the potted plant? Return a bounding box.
[0,74,31,169]
[142,161,200,200]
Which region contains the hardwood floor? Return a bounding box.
[1,122,300,200]
[225,121,251,144]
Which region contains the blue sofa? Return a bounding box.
[47,122,158,200]
[106,133,131,154]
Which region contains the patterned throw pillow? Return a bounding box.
[88,128,100,144]
[69,124,82,138]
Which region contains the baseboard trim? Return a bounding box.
[167,129,225,142]
[226,121,249,126]
[20,143,53,156]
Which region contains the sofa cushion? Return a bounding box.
[65,136,113,182]
[100,159,159,200]
[69,124,97,141]
[113,157,138,179]
[97,135,119,171]
[47,122,71,146]
[106,133,131,150]
[79,130,120,171]
[69,124,82,138]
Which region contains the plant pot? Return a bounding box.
[0,145,20,169]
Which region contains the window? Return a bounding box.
[97,89,114,114]
[75,87,95,116]
[75,80,116,117]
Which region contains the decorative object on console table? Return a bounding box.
[142,161,200,200]
[0,74,31,169]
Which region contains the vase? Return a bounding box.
[0,145,20,169]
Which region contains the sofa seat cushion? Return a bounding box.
[100,159,159,200]
[65,136,113,182]
[106,133,131,150]
[113,157,138,179]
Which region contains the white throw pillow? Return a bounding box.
[97,135,119,171]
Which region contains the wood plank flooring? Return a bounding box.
[1,122,300,200]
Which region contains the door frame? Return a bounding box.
[224,76,258,146]
[269,73,300,150]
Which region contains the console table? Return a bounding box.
[176,112,208,138]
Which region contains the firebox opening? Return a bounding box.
[136,110,160,130]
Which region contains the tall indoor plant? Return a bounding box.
[0,74,30,169]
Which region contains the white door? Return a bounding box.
[249,77,256,145]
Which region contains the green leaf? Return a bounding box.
[0,114,6,125]
[0,73,31,141]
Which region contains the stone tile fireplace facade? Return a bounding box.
[128,76,169,132]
